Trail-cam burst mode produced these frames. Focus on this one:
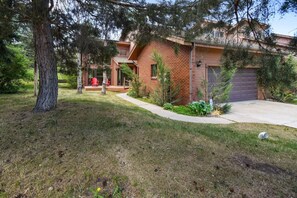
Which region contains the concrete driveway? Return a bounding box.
[118,93,297,129]
[220,100,297,129]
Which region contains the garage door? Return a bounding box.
[208,67,258,102]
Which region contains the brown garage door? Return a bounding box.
[208,67,258,102]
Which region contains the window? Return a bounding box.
[151,64,157,78]
[119,49,127,56]
[213,30,224,38]
[205,30,224,39]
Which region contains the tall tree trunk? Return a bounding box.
[33,32,38,97]
[33,59,38,96]
[33,0,58,112]
[101,40,107,95]
[77,52,82,94]
[101,67,107,95]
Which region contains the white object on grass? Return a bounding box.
[209,98,213,111]
[258,132,269,140]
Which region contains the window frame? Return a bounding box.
[151,64,157,79]
[119,49,127,56]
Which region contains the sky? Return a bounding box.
[146,0,297,36]
[269,13,297,36]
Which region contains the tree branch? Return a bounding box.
[106,0,145,9]
[49,0,54,11]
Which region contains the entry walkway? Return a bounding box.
[117,93,297,129]
[117,93,234,124]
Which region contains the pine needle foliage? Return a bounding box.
[257,54,297,101]
[151,51,180,106]
[121,63,142,98]
[0,45,32,93]
[209,46,254,113]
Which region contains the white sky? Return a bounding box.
[269,12,297,36]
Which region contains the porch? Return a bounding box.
[84,85,129,93]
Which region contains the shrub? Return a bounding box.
[121,64,142,98]
[163,103,173,110]
[208,46,245,113]
[188,100,211,116]
[172,105,195,116]
[151,51,180,106]
[209,66,237,104]
[140,85,149,97]
[257,54,297,102]
[67,75,77,89]
[0,45,32,93]
[214,103,232,114]
[282,91,296,102]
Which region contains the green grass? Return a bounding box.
[172,105,197,116]
[0,88,297,197]
[136,96,156,104]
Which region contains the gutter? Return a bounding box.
[189,42,195,102]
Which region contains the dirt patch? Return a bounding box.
[232,154,295,177]
[111,146,143,197]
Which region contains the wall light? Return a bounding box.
[196,60,202,67]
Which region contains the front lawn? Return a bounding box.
[0,88,296,197]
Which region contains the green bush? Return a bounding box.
[121,64,142,98]
[151,51,180,106]
[214,103,232,114]
[282,91,296,102]
[67,75,77,89]
[257,54,297,102]
[173,105,196,116]
[188,100,211,116]
[26,68,34,81]
[209,66,237,105]
[0,45,32,93]
[163,103,173,110]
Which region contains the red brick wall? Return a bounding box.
[117,46,130,57]
[192,47,223,101]
[192,46,264,101]
[137,40,191,104]
[133,40,264,103]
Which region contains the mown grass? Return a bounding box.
[172,105,197,116]
[0,87,296,197]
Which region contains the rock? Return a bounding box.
[258,132,269,140]
[48,187,53,191]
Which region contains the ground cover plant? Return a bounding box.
[163,101,213,116]
[0,88,297,197]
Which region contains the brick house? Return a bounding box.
[110,26,295,104]
[128,38,265,104]
[82,41,136,87]
[110,41,137,86]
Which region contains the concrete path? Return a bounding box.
[117,93,233,124]
[117,94,297,129]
